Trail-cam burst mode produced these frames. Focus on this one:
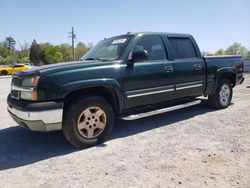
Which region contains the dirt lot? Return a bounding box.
[0,75,249,188]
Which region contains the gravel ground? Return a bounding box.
[0,75,249,188]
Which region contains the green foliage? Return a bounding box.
[60,44,72,62]
[77,42,86,48]
[247,50,250,58]
[76,42,89,60]
[200,43,250,58]
[202,51,213,56]
[4,36,16,50]
[225,43,248,57]
[44,46,63,64]
[2,36,248,66]
[215,49,225,55]
[30,40,41,65]
[0,44,16,64]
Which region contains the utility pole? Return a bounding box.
[68,27,76,61]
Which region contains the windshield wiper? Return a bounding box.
[85,57,101,61]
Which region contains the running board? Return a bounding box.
[120,100,201,120]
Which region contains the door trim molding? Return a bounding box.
[126,80,204,98]
[126,85,174,98]
[176,81,203,90]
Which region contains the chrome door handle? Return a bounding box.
[194,64,201,71]
[165,66,173,73]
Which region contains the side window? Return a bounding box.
[168,37,197,59]
[14,65,23,68]
[132,35,167,61]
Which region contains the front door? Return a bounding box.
[121,35,174,108]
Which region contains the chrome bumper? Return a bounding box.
[8,106,63,132]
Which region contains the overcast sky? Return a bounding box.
[0,0,249,52]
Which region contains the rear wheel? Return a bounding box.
[208,79,232,109]
[63,95,114,148]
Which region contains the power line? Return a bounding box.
[68,27,76,61]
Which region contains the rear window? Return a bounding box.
[168,37,197,59]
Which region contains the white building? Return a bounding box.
[244,58,250,72]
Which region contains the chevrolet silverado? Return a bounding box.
[7,32,244,147]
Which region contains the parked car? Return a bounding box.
[7,32,244,147]
[0,64,30,75]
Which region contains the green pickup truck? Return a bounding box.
[7,32,244,147]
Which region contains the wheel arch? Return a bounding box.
[213,67,236,94]
[63,85,123,116]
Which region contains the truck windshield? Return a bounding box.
[81,35,132,61]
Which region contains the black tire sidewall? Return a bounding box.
[1,71,8,75]
[63,95,114,147]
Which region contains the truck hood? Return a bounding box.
[13,60,116,77]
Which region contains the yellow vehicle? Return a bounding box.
[0,64,30,75]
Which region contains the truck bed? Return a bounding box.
[204,55,244,95]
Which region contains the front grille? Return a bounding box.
[11,90,20,99]
[11,76,22,99]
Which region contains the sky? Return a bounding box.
[0,0,249,53]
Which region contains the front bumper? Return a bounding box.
[7,95,63,132]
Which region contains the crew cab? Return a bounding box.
[7,32,244,147]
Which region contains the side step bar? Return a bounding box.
[120,100,201,120]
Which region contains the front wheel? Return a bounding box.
[208,79,232,109]
[63,95,114,148]
[1,70,8,75]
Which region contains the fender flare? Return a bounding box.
[59,78,124,112]
[213,67,236,93]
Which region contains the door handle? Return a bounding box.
[165,66,173,73]
[194,64,201,71]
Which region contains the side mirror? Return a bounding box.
[128,50,148,66]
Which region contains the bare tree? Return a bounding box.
[18,41,30,63]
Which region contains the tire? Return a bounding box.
[1,70,8,75]
[208,79,232,109]
[63,95,115,148]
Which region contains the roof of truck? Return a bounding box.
[118,31,193,38]
[104,32,193,41]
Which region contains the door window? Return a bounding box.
[168,37,197,59]
[14,65,24,68]
[132,35,167,61]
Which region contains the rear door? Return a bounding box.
[121,34,174,108]
[165,35,206,99]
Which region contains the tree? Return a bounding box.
[39,43,50,64]
[0,45,14,64]
[225,42,248,57]
[4,36,16,50]
[76,42,86,48]
[30,40,41,65]
[215,49,225,55]
[18,41,30,63]
[246,49,250,58]
[60,44,72,62]
[202,51,213,56]
[44,45,63,64]
[75,42,89,60]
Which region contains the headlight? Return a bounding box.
[20,91,34,100]
[22,76,40,87]
[12,76,40,100]
[22,77,35,87]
